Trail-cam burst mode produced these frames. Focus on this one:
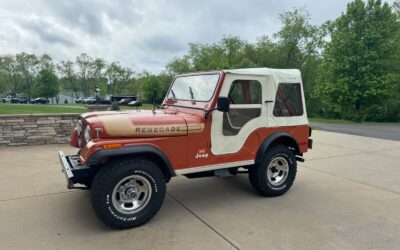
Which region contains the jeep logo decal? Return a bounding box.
[195,149,209,159]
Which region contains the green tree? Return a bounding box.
[15,53,39,101]
[39,54,54,72]
[75,54,108,97]
[274,8,325,69]
[76,53,94,97]
[33,69,59,99]
[136,72,171,102]
[316,0,400,121]
[166,55,192,74]
[0,55,21,95]
[106,62,134,95]
[394,0,400,16]
[58,60,80,98]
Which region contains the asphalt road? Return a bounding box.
[1,131,400,249]
[310,122,400,141]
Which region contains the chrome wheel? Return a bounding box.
[266,156,289,186]
[112,175,152,214]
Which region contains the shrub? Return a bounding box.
[109,101,120,111]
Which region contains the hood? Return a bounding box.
[82,110,204,138]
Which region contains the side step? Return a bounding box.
[215,169,235,178]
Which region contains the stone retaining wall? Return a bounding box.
[0,114,79,146]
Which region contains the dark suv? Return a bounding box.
[31,97,49,104]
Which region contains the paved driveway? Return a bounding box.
[310,122,400,141]
[0,131,400,249]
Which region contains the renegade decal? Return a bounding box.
[132,124,204,136]
[187,124,204,132]
[100,115,204,137]
[135,125,187,134]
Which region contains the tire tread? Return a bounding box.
[91,157,166,229]
[249,145,297,196]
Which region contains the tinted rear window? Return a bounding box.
[273,83,303,117]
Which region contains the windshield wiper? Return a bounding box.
[170,89,176,100]
[189,86,196,104]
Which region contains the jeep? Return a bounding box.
[58,68,313,229]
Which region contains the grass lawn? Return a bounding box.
[309,117,399,125]
[309,117,355,124]
[0,103,154,115]
[0,104,87,115]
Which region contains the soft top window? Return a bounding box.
[273,83,303,117]
[228,80,262,104]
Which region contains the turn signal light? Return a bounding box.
[103,144,122,150]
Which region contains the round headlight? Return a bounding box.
[84,126,92,142]
[76,120,83,134]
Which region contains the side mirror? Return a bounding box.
[217,97,230,112]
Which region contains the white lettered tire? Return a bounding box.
[249,145,297,196]
[91,158,166,229]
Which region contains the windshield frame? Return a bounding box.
[166,73,221,103]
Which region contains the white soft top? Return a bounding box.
[210,68,308,155]
[223,68,302,85]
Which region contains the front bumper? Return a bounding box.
[58,151,94,189]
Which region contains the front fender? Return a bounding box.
[86,145,176,178]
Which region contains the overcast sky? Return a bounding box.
[0,0,395,73]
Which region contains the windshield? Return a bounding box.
[167,74,220,102]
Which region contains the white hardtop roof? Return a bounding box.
[223,67,302,83]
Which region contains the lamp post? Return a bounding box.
[107,77,112,95]
[95,86,101,104]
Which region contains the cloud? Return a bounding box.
[19,19,75,47]
[45,0,144,35]
[140,33,185,53]
[0,0,396,72]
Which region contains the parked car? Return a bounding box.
[59,67,313,229]
[127,100,142,107]
[75,97,85,104]
[11,97,28,104]
[31,97,49,104]
[83,97,96,104]
[2,96,12,103]
[118,98,133,105]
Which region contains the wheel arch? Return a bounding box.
[256,132,301,164]
[87,145,176,182]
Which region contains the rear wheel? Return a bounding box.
[91,158,166,229]
[249,145,297,196]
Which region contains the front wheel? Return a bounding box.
[91,158,166,229]
[249,145,297,196]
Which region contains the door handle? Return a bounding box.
[264,100,274,103]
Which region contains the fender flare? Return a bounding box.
[86,145,176,178]
[255,132,301,164]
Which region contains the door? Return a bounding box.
[211,74,268,155]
